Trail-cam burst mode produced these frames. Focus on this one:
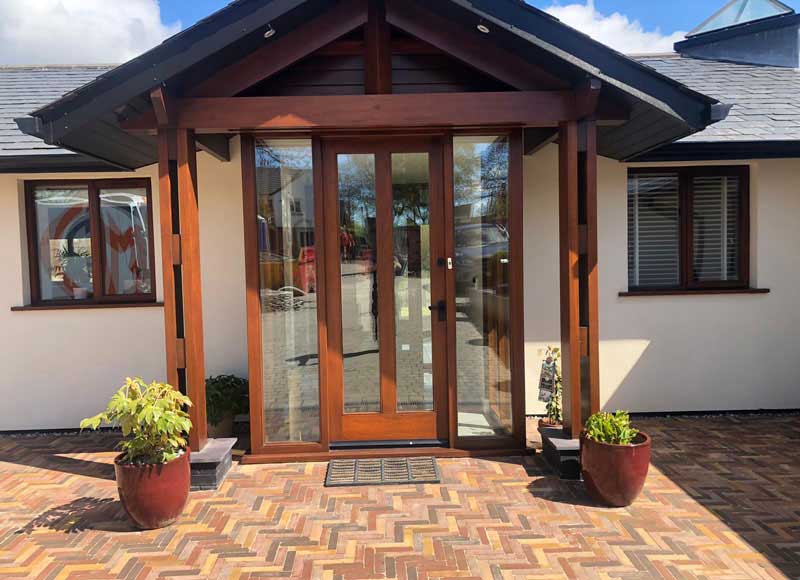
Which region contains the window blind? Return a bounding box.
[692,175,740,283]
[628,173,681,288]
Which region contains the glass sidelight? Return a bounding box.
[453,136,513,437]
[255,139,320,442]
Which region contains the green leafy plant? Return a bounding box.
[584,411,639,445]
[206,375,249,426]
[80,378,192,464]
[544,346,562,424]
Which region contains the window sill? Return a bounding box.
[618,288,770,297]
[11,302,164,312]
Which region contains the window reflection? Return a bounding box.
[453,136,512,437]
[337,154,381,413]
[33,186,94,301]
[99,188,152,296]
[256,140,320,442]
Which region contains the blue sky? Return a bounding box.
[158,0,799,35]
[2,0,799,65]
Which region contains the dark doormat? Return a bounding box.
[325,457,441,486]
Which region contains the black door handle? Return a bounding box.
[428,300,446,322]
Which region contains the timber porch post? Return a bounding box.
[558,116,601,438]
[156,107,208,452]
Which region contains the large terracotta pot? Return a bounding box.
[114,449,190,529]
[580,432,650,507]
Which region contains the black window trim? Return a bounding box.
[627,165,751,293]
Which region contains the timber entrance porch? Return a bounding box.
[125,0,609,463]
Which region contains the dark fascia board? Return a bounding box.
[676,12,800,51]
[452,0,719,130]
[26,0,314,144]
[631,140,800,162]
[0,153,121,174]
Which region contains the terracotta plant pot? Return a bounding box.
[208,413,234,439]
[580,432,651,507]
[114,449,191,529]
[538,418,562,432]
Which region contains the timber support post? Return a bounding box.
[558,102,601,439]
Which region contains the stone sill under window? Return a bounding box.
[618,288,770,297]
[11,302,164,312]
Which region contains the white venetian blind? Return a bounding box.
[692,175,740,282]
[628,173,681,288]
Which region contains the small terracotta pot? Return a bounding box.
[538,418,562,432]
[114,449,191,529]
[580,432,651,507]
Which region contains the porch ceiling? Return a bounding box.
[16,0,727,168]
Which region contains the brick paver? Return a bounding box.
[1,415,799,579]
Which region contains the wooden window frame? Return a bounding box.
[24,178,157,307]
[627,165,751,293]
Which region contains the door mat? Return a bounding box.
[325,457,441,487]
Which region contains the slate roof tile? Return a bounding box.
[636,53,800,143]
[0,65,113,157]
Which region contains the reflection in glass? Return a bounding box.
[33,186,94,301]
[256,139,320,442]
[453,136,512,437]
[337,154,381,413]
[99,187,152,296]
[392,153,434,412]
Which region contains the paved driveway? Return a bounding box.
[1,415,798,579]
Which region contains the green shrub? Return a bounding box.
[80,378,192,464]
[584,410,639,445]
[206,375,249,426]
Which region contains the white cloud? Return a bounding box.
[542,1,685,54]
[0,0,180,65]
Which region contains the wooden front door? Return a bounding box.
[323,137,449,443]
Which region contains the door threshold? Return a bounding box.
[329,439,449,450]
[240,445,528,464]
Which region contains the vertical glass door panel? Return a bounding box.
[391,153,434,412]
[337,154,381,413]
[453,136,512,437]
[256,139,320,443]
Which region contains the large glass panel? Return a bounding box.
[99,187,152,296]
[32,186,94,301]
[692,175,741,283]
[392,153,433,412]
[337,154,380,413]
[256,139,320,442]
[453,136,512,437]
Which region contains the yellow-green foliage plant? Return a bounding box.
[81,378,193,464]
[584,410,639,445]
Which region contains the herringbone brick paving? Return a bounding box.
[1,415,798,579]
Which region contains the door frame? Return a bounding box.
[321,136,449,443]
[242,129,525,460]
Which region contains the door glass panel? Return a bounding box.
[32,186,94,301]
[392,153,434,412]
[99,187,152,296]
[453,136,512,437]
[256,139,320,442]
[338,154,381,413]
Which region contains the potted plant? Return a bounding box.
[206,374,249,438]
[538,346,562,431]
[580,411,651,507]
[80,378,193,529]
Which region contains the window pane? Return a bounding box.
[692,175,741,283]
[392,153,433,412]
[453,136,512,437]
[33,186,94,301]
[337,154,381,413]
[628,173,680,288]
[99,187,152,296]
[256,140,320,442]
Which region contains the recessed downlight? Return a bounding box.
[264,24,276,39]
[477,23,490,34]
